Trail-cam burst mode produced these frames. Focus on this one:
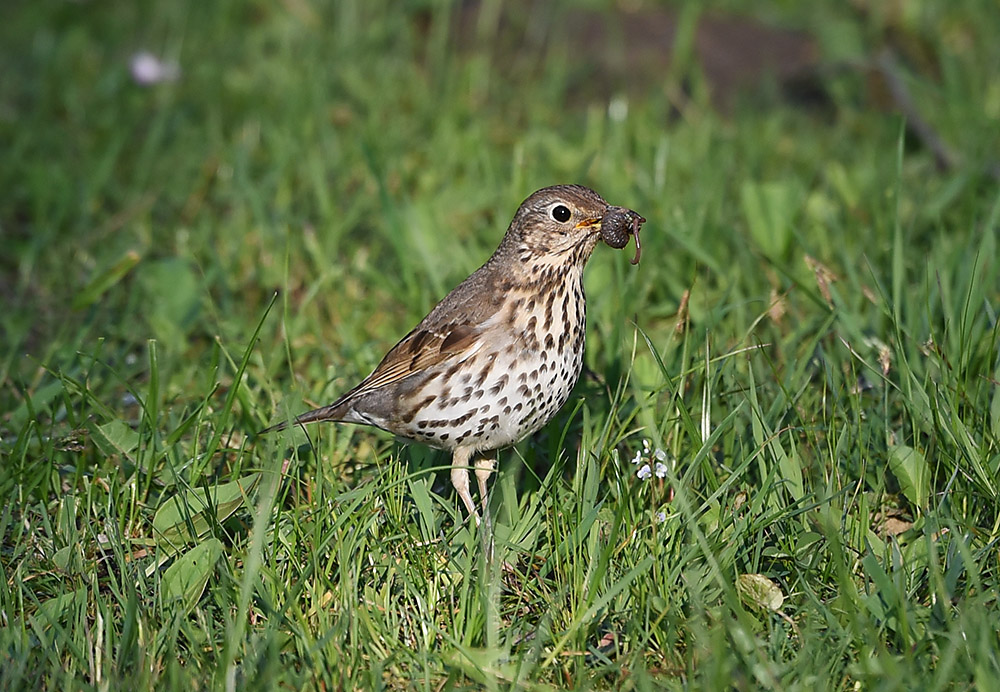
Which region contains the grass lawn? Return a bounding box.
[2,0,999,689]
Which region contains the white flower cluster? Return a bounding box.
[631,438,670,480]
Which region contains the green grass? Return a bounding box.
[3,0,1000,689]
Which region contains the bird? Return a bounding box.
[260,184,645,532]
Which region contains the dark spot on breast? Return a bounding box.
[450,411,475,426]
[489,374,510,395]
[544,294,555,328]
[402,395,436,423]
[475,364,492,387]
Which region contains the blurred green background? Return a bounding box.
[2,1,999,689]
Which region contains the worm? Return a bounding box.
[601,206,646,265]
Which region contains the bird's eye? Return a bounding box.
[551,204,572,223]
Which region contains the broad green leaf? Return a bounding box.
[888,445,929,508]
[794,532,823,556]
[153,473,259,545]
[740,180,800,260]
[91,419,140,460]
[140,258,202,353]
[52,545,86,574]
[162,538,224,613]
[31,587,88,631]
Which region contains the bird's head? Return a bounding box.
[501,184,644,266]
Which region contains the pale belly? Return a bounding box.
[398,278,587,452]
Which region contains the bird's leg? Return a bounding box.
[450,447,480,525]
[474,454,494,526]
[474,453,495,561]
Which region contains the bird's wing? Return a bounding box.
[348,319,486,395]
[259,319,487,433]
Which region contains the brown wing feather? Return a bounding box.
[343,262,507,398]
[352,321,481,393]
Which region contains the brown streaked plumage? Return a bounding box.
[260,184,645,531]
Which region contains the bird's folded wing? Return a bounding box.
[351,321,484,393]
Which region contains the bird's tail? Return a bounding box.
[257,401,349,436]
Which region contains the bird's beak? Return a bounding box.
[574,217,602,232]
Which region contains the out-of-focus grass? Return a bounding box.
[2,0,999,689]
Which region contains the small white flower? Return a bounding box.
[130,51,180,85]
[631,439,672,479]
[656,511,667,522]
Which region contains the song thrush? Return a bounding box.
[261,184,645,529]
